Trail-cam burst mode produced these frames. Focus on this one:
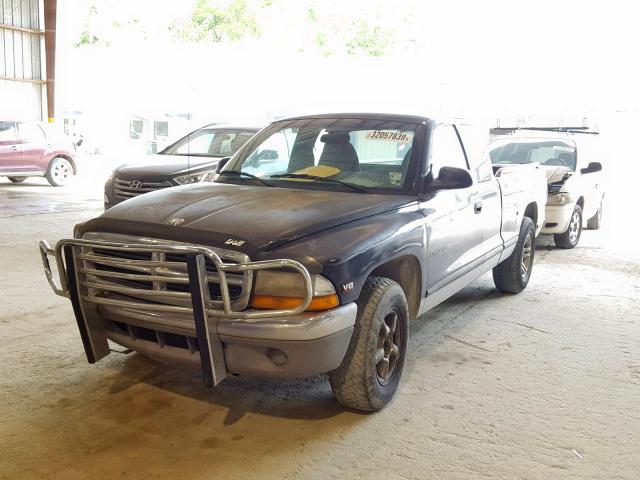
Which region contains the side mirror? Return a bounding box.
[215,157,230,174]
[580,162,602,174]
[429,166,473,191]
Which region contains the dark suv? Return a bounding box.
[0,121,77,186]
[104,124,259,208]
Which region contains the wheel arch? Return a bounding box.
[523,202,538,227]
[367,254,422,319]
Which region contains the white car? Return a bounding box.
[489,131,604,248]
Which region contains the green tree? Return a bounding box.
[178,0,260,42]
[346,21,392,57]
[306,3,395,57]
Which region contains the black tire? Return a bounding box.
[587,201,602,230]
[493,216,535,294]
[45,157,74,186]
[329,277,409,412]
[8,177,26,183]
[554,204,582,249]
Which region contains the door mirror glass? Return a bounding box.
[580,162,602,174]
[215,157,231,174]
[429,166,473,191]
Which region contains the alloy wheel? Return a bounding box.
[376,307,402,385]
[521,232,533,281]
[568,211,581,244]
[52,160,72,185]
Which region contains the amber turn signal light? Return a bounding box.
[251,294,339,311]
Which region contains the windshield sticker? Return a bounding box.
[366,130,413,143]
[389,172,402,185]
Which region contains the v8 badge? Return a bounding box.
[342,282,354,292]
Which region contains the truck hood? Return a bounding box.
[115,154,221,180]
[541,165,573,184]
[95,182,416,252]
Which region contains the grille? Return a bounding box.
[113,178,173,199]
[78,242,250,311]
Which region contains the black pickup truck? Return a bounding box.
[40,113,546,411]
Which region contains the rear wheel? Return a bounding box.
[587,201,603,230]
[554,205,582,249]
[329,277,409,412]
[8,177,26,183]
[493,216,535,294]
[45,157,73,186]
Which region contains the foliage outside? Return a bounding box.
[73,0,420,57]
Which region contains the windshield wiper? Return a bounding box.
[270,173,367,193]
[218,170,273,187]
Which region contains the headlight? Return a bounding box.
[546,193,574,206]
[73,223,84,239]
[173,170,217,185]
[250,271,339,311]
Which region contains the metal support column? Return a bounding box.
[44,0,57,122]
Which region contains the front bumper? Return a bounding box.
[104,303,356,378]
[541,203,574,234]
[39,238,356,384]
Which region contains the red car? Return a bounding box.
[0,121,77,186]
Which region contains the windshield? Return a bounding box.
[219,118,419,192]
[489,139,577,170]
[161,129,256,157]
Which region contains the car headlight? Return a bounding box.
[546,193,574,206]
[73,223,84,239]
[250,271,339,311]
[173,170,217,185]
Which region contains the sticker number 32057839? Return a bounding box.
[366,130,412,142]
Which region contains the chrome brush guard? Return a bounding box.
[39,237,313,386]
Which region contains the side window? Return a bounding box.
[17,123,45,143]
[429,125,469,178]
[0,122,17,143]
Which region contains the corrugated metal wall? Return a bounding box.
[0,0,45,120]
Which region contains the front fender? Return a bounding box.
[260,204,426,304]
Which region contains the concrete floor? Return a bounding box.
[1,167,639,480]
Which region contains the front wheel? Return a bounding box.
[8,177,27,183]
[329,277,409,412]
[493,216,535,294]
[45,157,74,186]
[554,204,583,249]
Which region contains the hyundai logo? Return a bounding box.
[129,180,143,189]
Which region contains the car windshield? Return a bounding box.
[489,139,577,170]
[219,118,419,192]
[161,129,256,157]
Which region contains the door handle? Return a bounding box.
[10,145,18,151]
[474,201,483,214]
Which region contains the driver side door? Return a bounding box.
[0,122,22,172]
[421,125,484,294]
